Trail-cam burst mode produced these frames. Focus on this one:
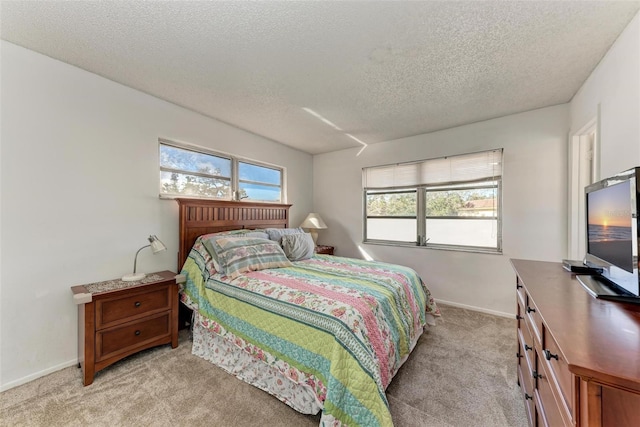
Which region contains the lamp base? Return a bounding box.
[121,273,146,282]
[309,230,319,244]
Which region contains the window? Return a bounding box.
[363,149,503,253]
[366,190,417,242]
[159,140,284,202]
[238,161,282,202]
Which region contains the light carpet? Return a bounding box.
[1,305,527,426]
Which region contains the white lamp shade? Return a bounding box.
[300,213,327,230]
[149,235,167,253]
[300,213,327,245]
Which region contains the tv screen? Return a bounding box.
[587,180,633,273]
[584,167,639,298]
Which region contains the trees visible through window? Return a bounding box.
[159,140,283,202]
[366,190,417,242]
[363,149,503,253]
[424,182,499,248]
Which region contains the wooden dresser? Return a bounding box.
[511,259,640,426]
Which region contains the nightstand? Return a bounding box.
[315,245,335,255]
[71,270,179,386]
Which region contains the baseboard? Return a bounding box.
[0,358,78,392]
[435,298,514,319]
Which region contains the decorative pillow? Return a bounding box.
[242,231,270,240]
[265,227,305,245]
[201,235,232,272]
[281,233,315,261]
[211,236,292,279]
[201,229,251,240]
[201,230,269,271]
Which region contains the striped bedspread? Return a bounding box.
[181,237,440,426]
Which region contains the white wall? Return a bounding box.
[0,41,313,390]
[313,105,569,316]
[571,11,640,177]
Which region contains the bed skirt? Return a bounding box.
[188,307,433,421]
[191,310,324,415]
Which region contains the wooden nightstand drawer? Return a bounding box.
[97,285,171,328]
[97,312,171,361]
[71,270,179,386]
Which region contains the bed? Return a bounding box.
[175,198,440,426]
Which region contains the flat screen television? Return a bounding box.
[579,167,640,302]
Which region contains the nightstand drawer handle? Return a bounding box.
[134,301,141,307]
[135,330,141,336]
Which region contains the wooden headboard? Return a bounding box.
[175,198,292,268]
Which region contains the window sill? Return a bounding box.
[158,194,285,204]
[362,240,502,255]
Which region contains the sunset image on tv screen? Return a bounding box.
[587,180,633,272]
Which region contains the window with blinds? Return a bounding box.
[363,149,503,253]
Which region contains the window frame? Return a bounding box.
[422,178,502,253]
[236,160,284,202]
[363,150,503,254]
[364,188,419,244]
[159,139,285,203]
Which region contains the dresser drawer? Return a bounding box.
[518,362,535,426]
[518,328,535,387]
[520,305,536,370]
[536,352,565,427]
[542,327,572,413]
[517,295,525,330]
[97,285,171,328]
[96,312,171,361]
[516,276,526,304]
[524,293,543,343]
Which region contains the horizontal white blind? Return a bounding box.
[363,149,502,189]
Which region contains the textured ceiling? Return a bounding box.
[2,1,639,154]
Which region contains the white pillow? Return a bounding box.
[265,227,305,245]
[281,233,315,261]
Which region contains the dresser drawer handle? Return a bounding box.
[517,283,523,289]
[544,349,558,361]
[524,344,533,351]
[134,301,141,307]
[515,315,524,320]
[532,370,542,379]
[526,306,536,313]
[135,330,141,336]
[525,393,533,400]
[516,352,523,359]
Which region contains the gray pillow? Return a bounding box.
[281,233,315,261]
[265,227,305,245]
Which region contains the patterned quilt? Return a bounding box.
[181,236,440,426]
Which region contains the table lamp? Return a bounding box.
[300,213,327,244]
[122,235,167,282]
